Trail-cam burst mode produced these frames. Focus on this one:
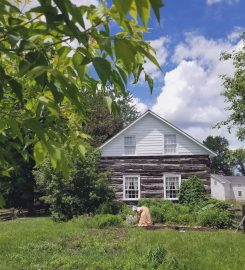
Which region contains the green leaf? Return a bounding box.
[136,43,161,69]
[145,73,153,93]
[38,96,59,117]
[7,77,23,101]
[77,144,86,155]
[104,96,112,113]
[114,39,136,74]
[135,0,151,27]
[92,57,112,86]
[19,60,32,76]
[7,119,23,143]
[34,141,47,165]
[47,81,64,103]
[72,52,86,82]
[149,0,164,23]
[23,119,46,141]
[113,0,133,17]
[26,66,50,79]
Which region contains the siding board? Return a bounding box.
[101,155,210,201]
[101,114,210,157]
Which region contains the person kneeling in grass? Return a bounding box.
[132,206,152,226]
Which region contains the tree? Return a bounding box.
[217,33,245,140]
[84,91,140,147]
[203,136,232,175]
[34,150,115,221]
[230,148,245,175]
[0,0,164,177]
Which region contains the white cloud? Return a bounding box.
[132,97,148,114]
[207,0,240,5]
[152,33,243,148]
[143,37,169,81]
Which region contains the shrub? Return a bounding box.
[197,206,232,228]
[34,151,116,221]
[91,214,123,229]
[179,176,207,205]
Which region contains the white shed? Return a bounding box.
[211,174,245,201]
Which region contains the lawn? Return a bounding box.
[0,217,244,270]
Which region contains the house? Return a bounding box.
[211,174,245,201]
[100,110,216,202]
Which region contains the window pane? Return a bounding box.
[124,146,136,155]
[124,176,139,199]
[124,136,136,146]
[165,176,180,199]
[164,135,176,153]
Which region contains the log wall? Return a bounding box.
[101,155,211,201]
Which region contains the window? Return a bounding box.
[164,175,181,200]
[124,135,136,155]
[164,134,177,154]
[238,191,242,197]
[123,175,140,200]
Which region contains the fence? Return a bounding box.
[0,208,48,221]
[228,205,245,233]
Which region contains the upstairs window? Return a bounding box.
[124,135,136,155]
[164,134,177,154]
[164,175,181,200]
[123,175,140,200]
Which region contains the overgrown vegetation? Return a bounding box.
[179,176,206,204]
[0,217,244,270]
[139,176,232,229]
[34,151,117,221]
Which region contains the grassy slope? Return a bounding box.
[0,217,244,270]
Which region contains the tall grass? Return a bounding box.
[0,217,244,270]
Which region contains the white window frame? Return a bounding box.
[163,174,181,201]
[124,135,136,156]
[238,190,242,197]
[123,175,140,201]
[164,134,177,154]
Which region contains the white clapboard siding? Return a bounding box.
[101,112,211,157]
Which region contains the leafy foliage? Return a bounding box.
[197,206,232,229]
[83,91,140,147]
[139,194,233,229]
[217,32,245,140]
[203,136,232,175]
[34,150,115,221]
[0,0,163,176]
[230,147,245,175]
[179,176,207,205]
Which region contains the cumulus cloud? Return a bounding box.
[143,37,169,81]
[132,97,148,113]
[207,0,240,5]
[151,33,243,148]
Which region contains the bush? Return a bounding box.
[34,151,116,221]
[197,206,232,228]
[179,176,207,205]
[91,214,123,229]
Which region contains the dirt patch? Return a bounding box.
[143,224,217,232]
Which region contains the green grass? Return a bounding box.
[0,217,244,270]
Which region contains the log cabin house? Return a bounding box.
[100,110,216,202]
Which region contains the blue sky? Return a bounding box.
[132,0,245,103]
[20,0,244,148]
[125,0,244,148]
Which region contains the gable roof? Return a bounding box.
[99,110,217,157]
[212,174,245,184]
